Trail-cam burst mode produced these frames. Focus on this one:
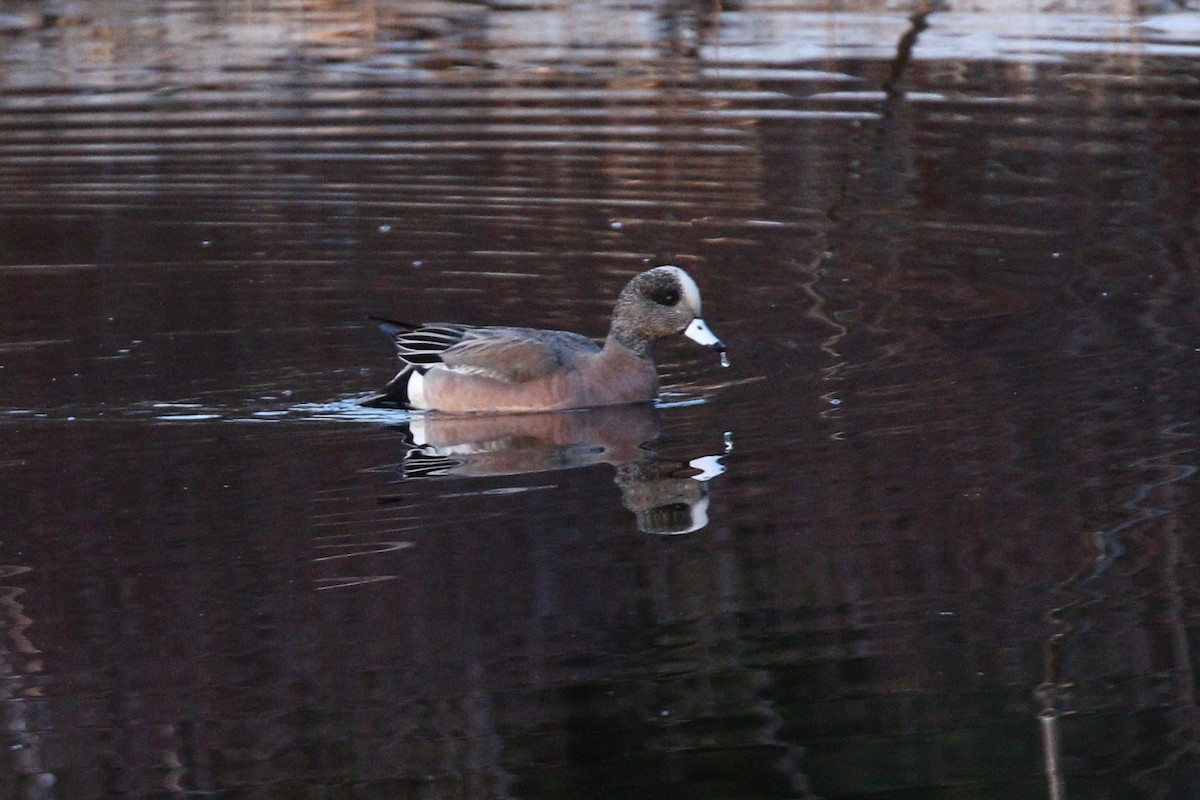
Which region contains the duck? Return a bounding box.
[368,265,726,413]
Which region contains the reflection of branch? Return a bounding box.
[805,1,945,421]
[1041,425,1200,796]
[798,251,851,425]
[0,584,38,658]
[1084,450,1196,585]
[0,567,55,799]
[1125,429,1200,791]
[1038,708,1066,800]
[1038,581,1073,800]
[882,0,941,98]
[1155,471,1200,763]
[800,251,848,365]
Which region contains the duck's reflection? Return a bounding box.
[393,404,728,535]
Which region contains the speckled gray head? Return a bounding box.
[614,265,727,365]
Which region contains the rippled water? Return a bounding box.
[3,1,1200,797]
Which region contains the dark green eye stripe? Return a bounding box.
[648,285,680,306]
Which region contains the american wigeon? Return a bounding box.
[370,265,726,413]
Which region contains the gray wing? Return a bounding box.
[442,327,601,383]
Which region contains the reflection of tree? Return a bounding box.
[0,566,54,800]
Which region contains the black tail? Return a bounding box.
[359,364,414,408]
[368,315,418,339]
[363,315,418,408]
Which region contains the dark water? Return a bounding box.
[3,1,1200,797]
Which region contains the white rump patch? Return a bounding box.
[407,370,428,409]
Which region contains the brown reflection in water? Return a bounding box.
[370,405,724,535]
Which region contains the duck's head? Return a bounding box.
[610,266,726,360]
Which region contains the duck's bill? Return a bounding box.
[684,318,726,352]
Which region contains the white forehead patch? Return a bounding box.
[659,265,702,314]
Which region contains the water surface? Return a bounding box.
[3,1,1200,798]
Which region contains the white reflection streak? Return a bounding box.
[1040,710,1065,800]
[312,540,415,561]
[315,576,399,591]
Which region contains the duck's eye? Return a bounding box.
[647,286,680,306]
